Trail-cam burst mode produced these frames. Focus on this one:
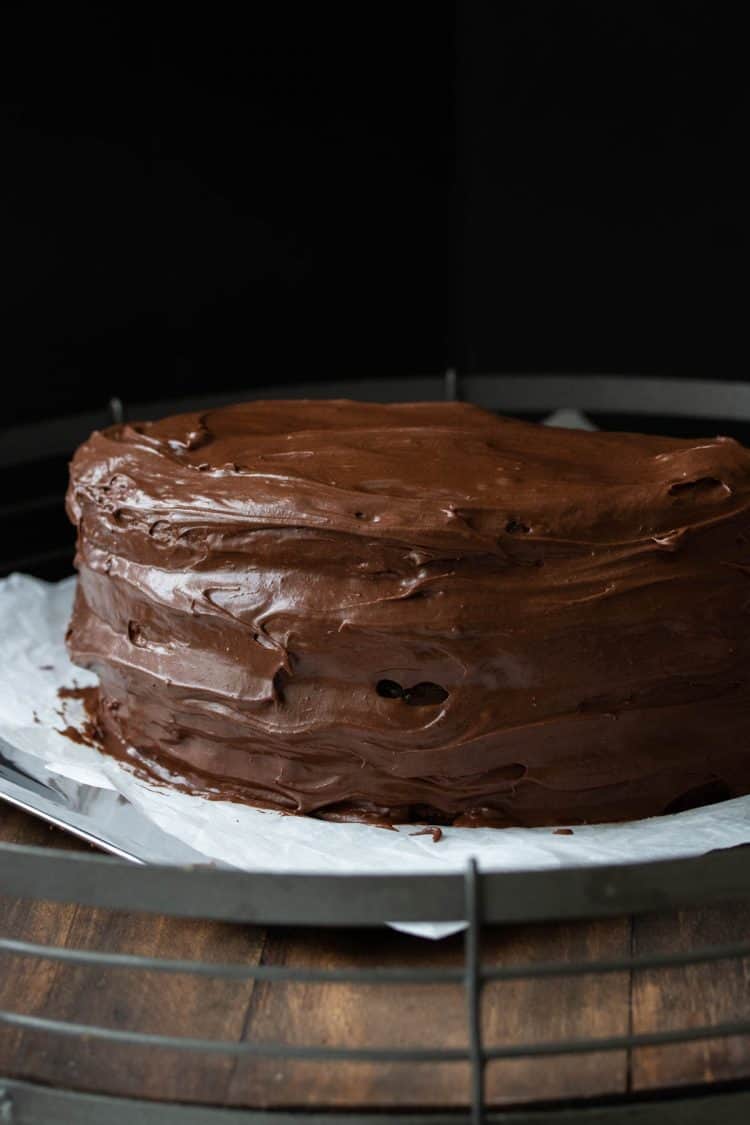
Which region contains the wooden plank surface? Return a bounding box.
[224,917,630,1107]
[631,903,750,1093]
[1,801,749,1109]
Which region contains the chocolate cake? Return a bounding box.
[65,399,750,826]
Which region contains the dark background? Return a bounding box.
[3,3,747,427]
[3,6,451,425]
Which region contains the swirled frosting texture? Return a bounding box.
[66,399,750,825]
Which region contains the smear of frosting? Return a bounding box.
[65,400,750,825]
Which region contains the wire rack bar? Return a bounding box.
[4,841,750,925]
[3,1005,750,1063]
[481,1019,750,1060]
[465,859,485,1125]
[3,1075,750,1125]
[0,1009,466,1061]
[0,938,460,982]
[3,935,750,982]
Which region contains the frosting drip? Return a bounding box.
[66,400,750,825]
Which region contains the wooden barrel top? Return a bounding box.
[1,802,749,1111]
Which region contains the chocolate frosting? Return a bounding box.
[65,399,750,826]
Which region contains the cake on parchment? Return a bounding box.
[65,399,750,825]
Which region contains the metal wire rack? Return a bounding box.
[3,846,750,1122]
[2,374,750,1123]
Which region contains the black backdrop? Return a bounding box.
[458,4,748,378]
[3,2,748,427]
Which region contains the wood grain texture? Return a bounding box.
[631,903,750,1092]
[2,801,750,1109]
[220,916,632,1108]
[482,917,630,1106]
[0,804,265,1105]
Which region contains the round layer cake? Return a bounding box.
[65,399,750,826]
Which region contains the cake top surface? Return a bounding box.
[69,398,750,552]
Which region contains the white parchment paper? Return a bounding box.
[2,412,750,939]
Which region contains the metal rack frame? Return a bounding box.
[3,846,750,1123]
[2,374,750,1122]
